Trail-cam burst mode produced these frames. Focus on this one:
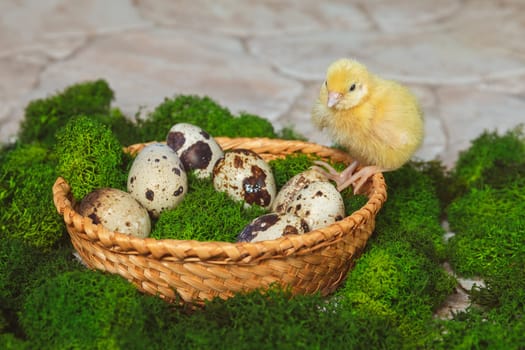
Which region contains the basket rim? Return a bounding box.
[53,137,387,264]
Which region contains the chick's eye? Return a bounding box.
[349,83,356,92]
[324,80,328,87]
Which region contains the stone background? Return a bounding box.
[1,0,524,166]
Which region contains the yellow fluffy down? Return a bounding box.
[312,58,424,171]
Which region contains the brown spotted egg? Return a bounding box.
[272,168,329,214]
[127,143,187,218]
[78,188,151,238]
[286,181,345,230]
[213,149,276,209]
[166,123,224,179]
[237,212,310,243]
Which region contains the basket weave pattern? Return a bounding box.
[53,137,387,304]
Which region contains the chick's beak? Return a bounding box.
[327,91,342,108]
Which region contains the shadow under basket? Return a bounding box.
[52,137,387,305]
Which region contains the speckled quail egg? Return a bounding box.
[286,181,345,231]
[78,188,151,238]
[213,149,276,209]
[166,123,224,179]
[272,168,329,214]
[237,212,310,243]
[127,143,187,218]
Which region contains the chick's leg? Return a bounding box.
[343,165,385,194]
[313,161,384,194]
[312,160,359,191]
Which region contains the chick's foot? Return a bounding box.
[313,161,383,194]
[344,165,385,194]
[312,160,359,192]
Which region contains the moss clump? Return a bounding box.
[20,270,148,350]
[55,116,126,201]
[91,107,142,146]
[342,192,368,216]
[151,174,267,242]
[447,186,525,277]
[138,95,276,141]
[481,160,525,189]
[437,306,525,350]
[446,126,525,278]
[277,127,307,141]
[17,79,142,146]
[0,332,30,350]
[338,241,455,347]
[140,284,436,349]
[0,143,64,250]
[372,162,447,262]
[342,241,455,313]
[19,80,114,146]
[139,286,349,350]
[451,125,525,192]
[335,161,457,347]
[468,253,525,317]
[0,239,81,337]
[441,127,525,349]
[0,239,44,322]
[408,159,458,212]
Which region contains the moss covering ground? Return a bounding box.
[0,80,523,349]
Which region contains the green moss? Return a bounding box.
[20,270,147,350]
[194,287,343,349]
[469,253,525,316]
[341,290,441,349]
[447,185,525,277]
[0,143,65,250]
[229,112,277,138]
[438,242,525,350]
[0,239,43,319]
[339,241,455,348]
[441,126,525,349]
[0,141,52,169]
[17,80,144,147]
[410,159,458,212]
[139,285,411,350]
[93,107,143,146]
[342,192,369,216]
[341,241,455,315]
[19,80,114,146]
[0,333,30,350]
[0,311,6,333]
[481,159,525,189]
[437,307,525,350]
[55,115,126,201]
[0,239,81,336]
[269,153,320,189]
[439,127,525,296]
[452,125,525,191]
[138,95,276,141]
[151,174,267,242]
[372,162,447,262]
[5,79,525,348]
[277,127,307,141]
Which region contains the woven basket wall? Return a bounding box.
[52,137,387,305]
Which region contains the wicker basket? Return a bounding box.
[52,137,387,305]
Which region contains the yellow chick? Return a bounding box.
[311,58,424,194]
